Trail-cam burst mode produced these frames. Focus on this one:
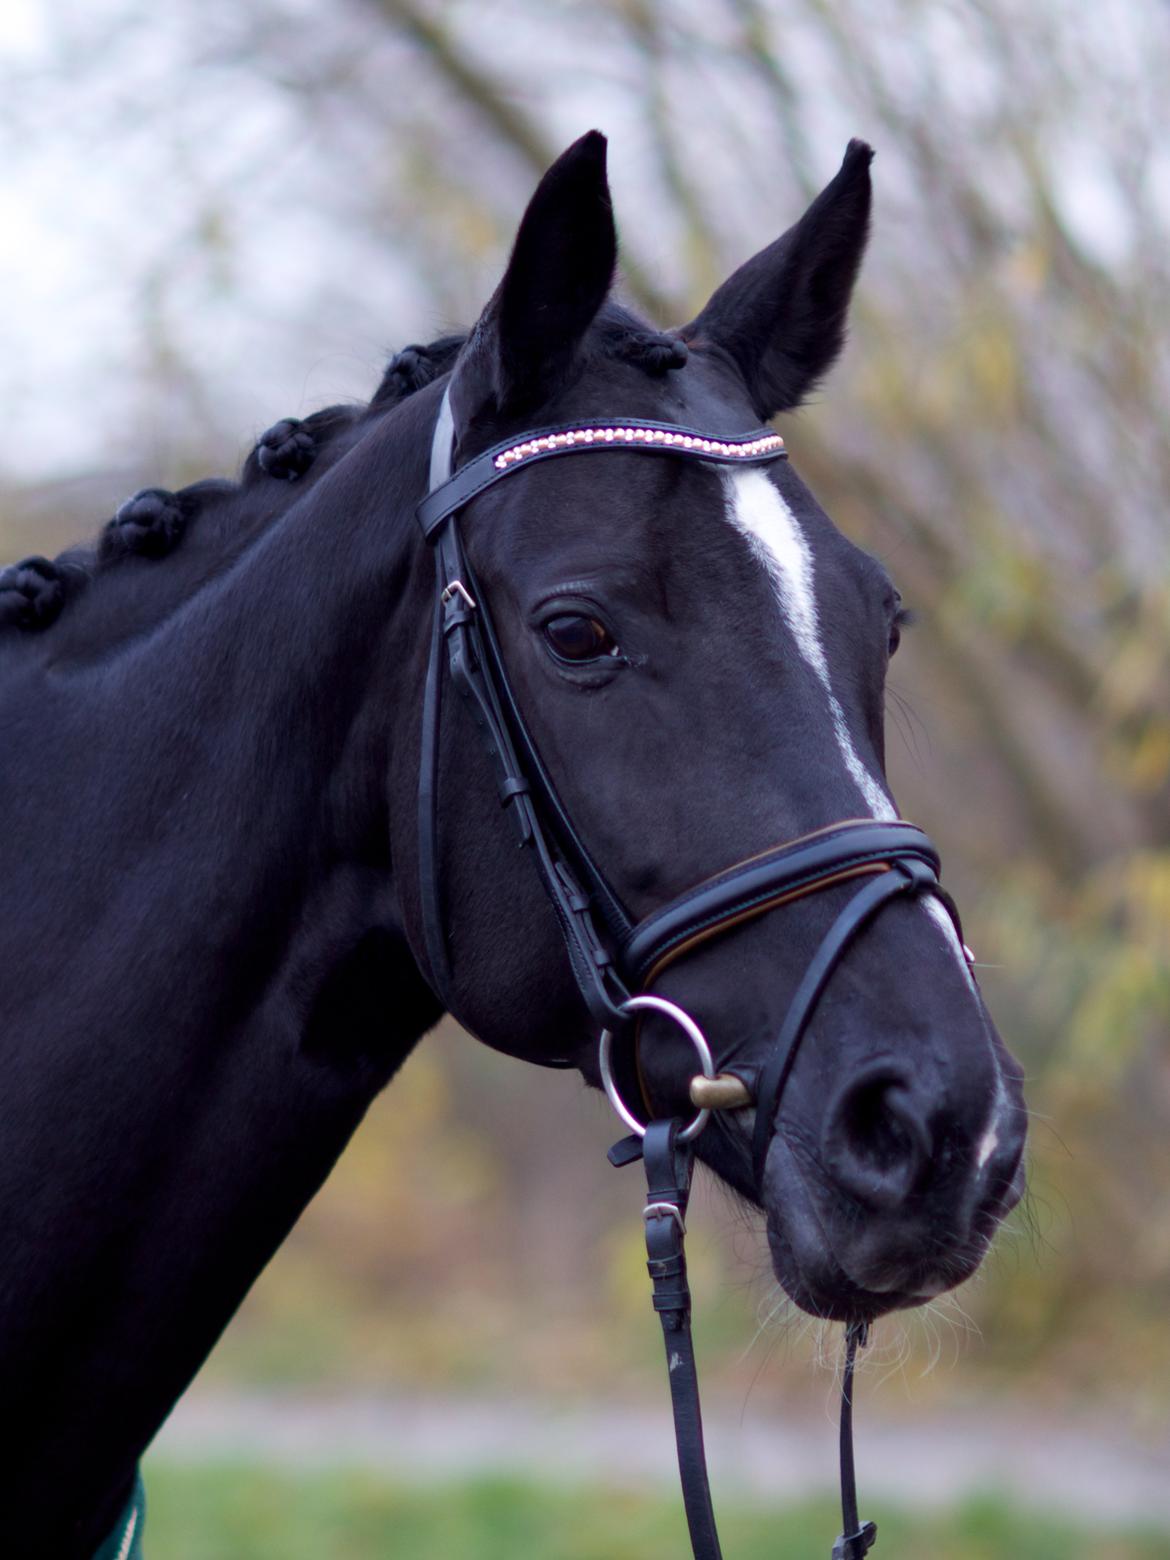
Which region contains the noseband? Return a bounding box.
[417,388,967,1560]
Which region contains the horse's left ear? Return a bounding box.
[682,140,874,419]
[452,130,616,424]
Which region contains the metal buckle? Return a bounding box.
[598,994,715,1143]
[440,579,477,610]
[643,1201,686,1236]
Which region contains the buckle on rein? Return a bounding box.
[599,995,875,1560]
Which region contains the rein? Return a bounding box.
[417,387,965,1559]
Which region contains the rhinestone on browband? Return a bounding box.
[493,426,785,470]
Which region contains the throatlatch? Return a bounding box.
[418,386,969,1559]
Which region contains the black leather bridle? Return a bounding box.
[416,388,967,1560]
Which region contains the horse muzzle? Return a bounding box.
[760,1070,1027,1320]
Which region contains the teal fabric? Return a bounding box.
[93,1470,145,1560]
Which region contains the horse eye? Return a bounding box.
[543,614,617,662]
[889,605,913,658]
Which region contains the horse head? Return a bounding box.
[391,131,1027,1322]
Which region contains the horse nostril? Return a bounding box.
[822,1069,934,1211]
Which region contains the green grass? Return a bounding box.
[140,1462,1170,1559]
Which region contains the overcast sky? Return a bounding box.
[2,0,1164,497]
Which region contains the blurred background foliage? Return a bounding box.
[2,0,1168,1472]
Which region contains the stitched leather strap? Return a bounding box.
[417,417,786,539]
[834,1324,878,1560]
[419,546,628,1030]
[623,821,940,984]
[467,547,633,943]
[641,1120,723,1560]
[416,555,453,998]
[626,1122,877,1560]
[751,857,961,1187]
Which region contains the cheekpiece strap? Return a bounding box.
[416,388,633,1029]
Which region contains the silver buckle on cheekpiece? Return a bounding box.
[440,579,477,610]
[643,1200,687,1236]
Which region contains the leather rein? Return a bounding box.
[416,387,966,1560]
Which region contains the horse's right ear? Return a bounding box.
[451,131,616,424]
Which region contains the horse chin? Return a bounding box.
[761,1132,988,1323]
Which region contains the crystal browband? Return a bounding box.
[493,426,786,470]
[416,405,789,540]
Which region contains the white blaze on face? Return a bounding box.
[719,466,896,821]
[719,466,994,1046]
[924,895,979,997]
[719,466,1007,1154]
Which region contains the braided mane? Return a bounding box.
[0,311,687,636]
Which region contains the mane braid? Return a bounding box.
[0,334,465,637]
[611,328,689,376]
[0,311,693,641]
[243,403,364,486]
[372,335,466,408]
[100,488,190,563]
[0,554,80,630]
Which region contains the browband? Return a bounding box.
[417,415,786,539]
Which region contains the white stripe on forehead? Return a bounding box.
[719,465,897,821]
[718,467,992,1033]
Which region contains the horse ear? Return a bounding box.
[682,140,874,419]
[452,130,616,422]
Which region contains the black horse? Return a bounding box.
[0,132,1026,1557]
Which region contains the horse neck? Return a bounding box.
[0,392,442,1555]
